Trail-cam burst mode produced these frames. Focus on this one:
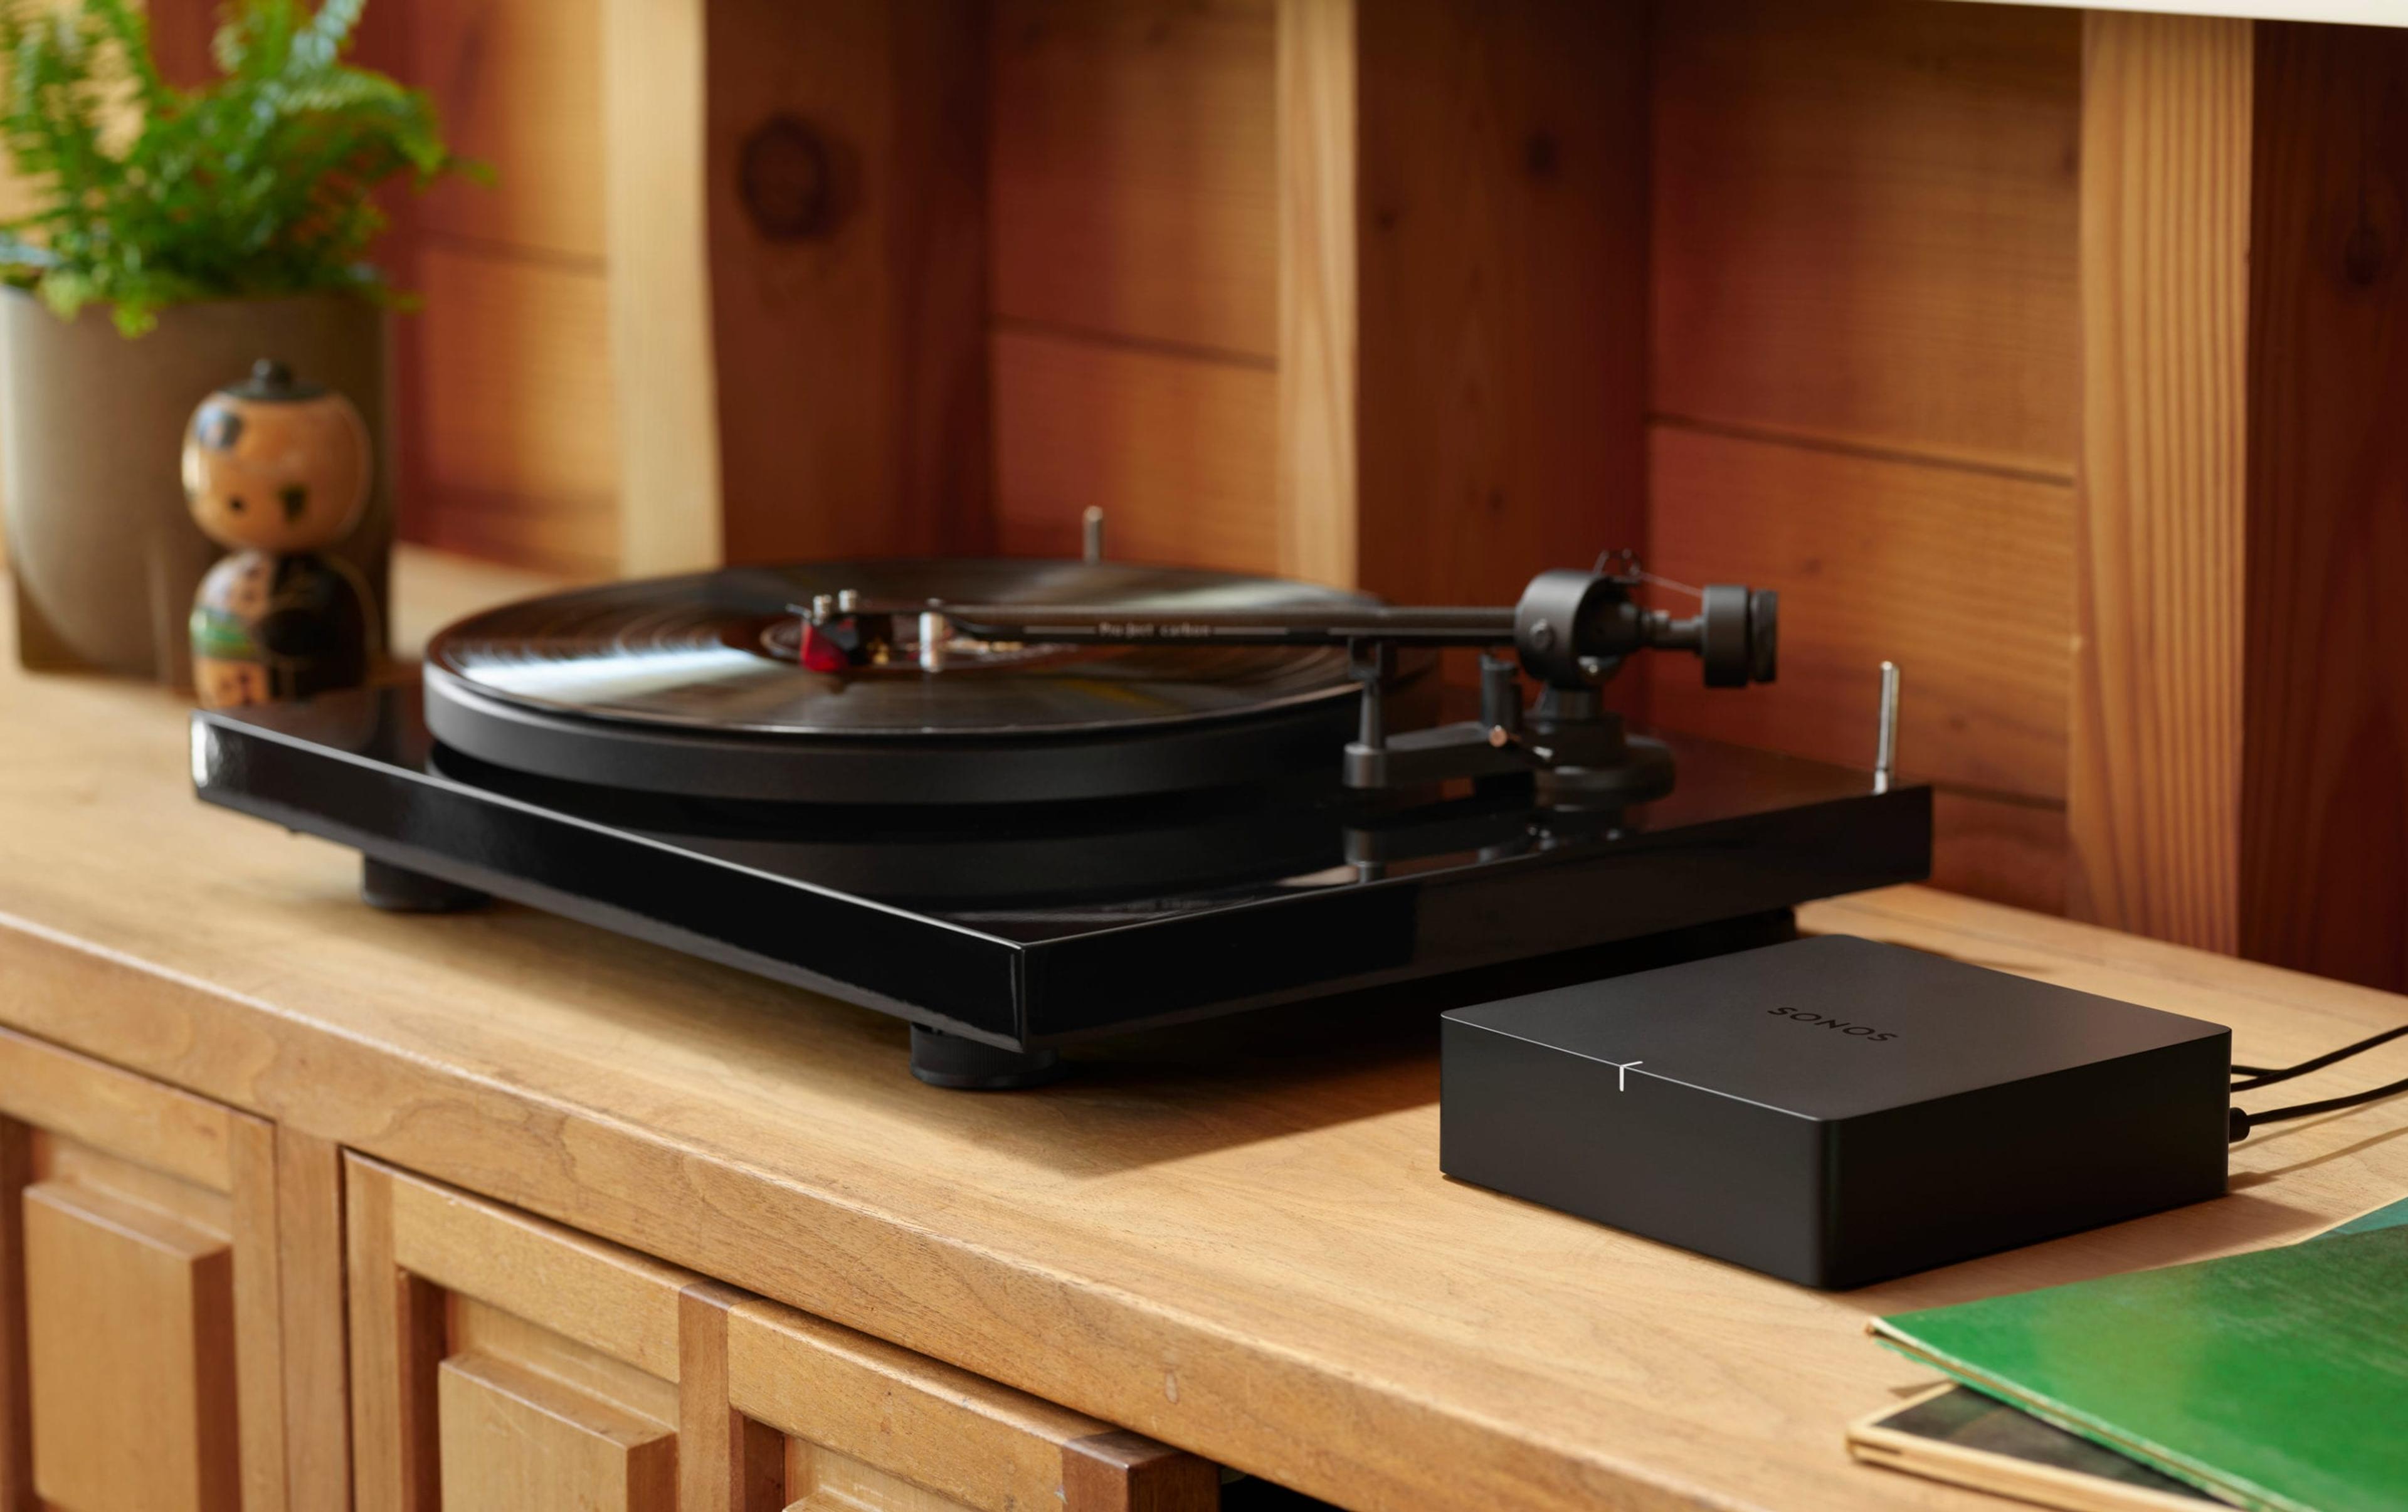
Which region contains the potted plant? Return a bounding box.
[0,0,474,684]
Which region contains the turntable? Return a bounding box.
[191,556,1931,1087]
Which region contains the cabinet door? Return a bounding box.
[724,1301,1215,1512]
[0,1025,288,1512]
[346,1155,1217,1512]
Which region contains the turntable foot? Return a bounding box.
[361,858,492,914]
[909,1025,1066,1091]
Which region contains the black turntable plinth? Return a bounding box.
[190,559,1931,1086]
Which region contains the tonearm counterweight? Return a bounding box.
[800,563,1777,808]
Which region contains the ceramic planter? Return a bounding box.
[0,288,392,687]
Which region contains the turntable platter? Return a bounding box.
[422,560,1397,805]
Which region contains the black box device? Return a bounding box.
[1440,935,2231,1287]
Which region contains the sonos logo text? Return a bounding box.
[1766,1006,1898,1042]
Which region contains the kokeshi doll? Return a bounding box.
[184,360,374,709]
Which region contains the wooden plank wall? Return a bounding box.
[701,0,991,566]
[367,0,621,578]
[989,0,1282,571]
[1353,0,1650,646]
[1646,0,2083,913]
[2067,12,2251,952]
[2240,23,2408,991]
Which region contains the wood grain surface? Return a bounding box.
[987,0,1283,577]
[1651,0,2082,477]
[390,1166,692,1382]
[1648,426,2074,801]
[2239,22,2408,991]
[731,1300,1104,1512]
[705,0,993,567]
[1647,425,2076,907]
[0,1123,26,1511]
[1355,0,1649,619]
[366,0,623,578]
[411,245,620,577]
[1275,0,1356,588]
[3,559,2406,1512]
[350,1153,1207,1512]
[991,0,1278,361]
[406,0,611,261]
[1642,0,2081,909]
[0,1025,286,1512]
[603,0,722,574]
[2067,11,2252,954]
[23,1183,238,1512]
[0,1026,292,1511]
[275,1128,352,1512]
[992,330,1276,571]
[436,1350,678,1512]
[678,1282,786,1512]
[228,1119,288,1512]
[346,1160,447,1512]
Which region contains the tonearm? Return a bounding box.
[800,559,1778,808]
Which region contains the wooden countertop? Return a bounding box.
[3,549,2404,1512]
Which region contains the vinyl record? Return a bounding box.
[426,559,1369,736]
[421,560,1393,805]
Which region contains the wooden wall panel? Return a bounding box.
[408,0,609,260]
[705,0,991,566]
[2239,23,2408,990]
[1275,0,1357,588]
[411,247,619,577]
[1652,0,2082,477]
[992,0,1277,359]
[604,0,722,575]
[988,0,1276,573]
[1353,0,1650,623]
[1929,790,2070,919]
[1649,427,2073,799]
[1649,430,2076,912]
[368,0,621,578]
[992,332,1276,571]
[2067,12,2252,953]
[1645,0,2082,909]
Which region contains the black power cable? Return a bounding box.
[2230,1074,2408,1141]
[2230,1024,2408,1092]
[2226,1023,2408,1141]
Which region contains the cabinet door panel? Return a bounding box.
[727,1304,1155,1512]
[438,1351,678,1512]
[349,1156,692,1512]
[347,1155,1220,1512]
[0,1027,288,1512]
[786,1444,978,1512]
[24,1182,238,1512]
[389,1165,686,1380]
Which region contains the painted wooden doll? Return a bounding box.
[184,361,375,709]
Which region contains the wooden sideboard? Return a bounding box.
[0,552,2404,1511]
